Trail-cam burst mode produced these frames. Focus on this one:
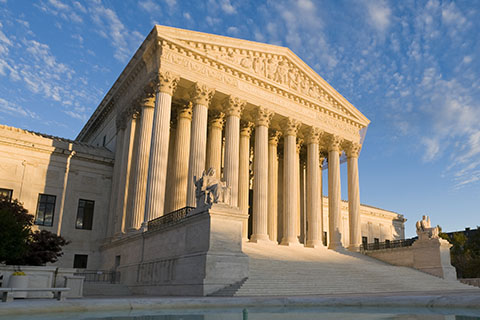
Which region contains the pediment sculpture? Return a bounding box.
[415,215,440,240]
[194,168,231,211]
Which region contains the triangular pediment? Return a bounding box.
[154,25,370,127]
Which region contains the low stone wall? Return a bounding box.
[0,265,83,298]
[99,204,249,296]
[460,278,480,288]
[364,238,457,281]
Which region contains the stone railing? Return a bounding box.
[147,206,195,232]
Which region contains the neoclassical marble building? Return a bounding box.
[0,26,405,283]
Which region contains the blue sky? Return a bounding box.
[0,0,479,237]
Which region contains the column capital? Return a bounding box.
[116,113,127,131]
[255,106,273,127]
[326,133,343,152]
[155,71,180,95]
[240,120,254,137]
[223,95,246,117]
[208,111,225,129]
[177,102,193,121]
[296,138,304,154]
[305,127,322,144]
[282,117,300,136]
[190,83,215,106]
[268,130,282,145]
[344,141,362,158]
[139,92,156,108]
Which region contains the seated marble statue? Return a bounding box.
[415,215,439,240]
[194,168,231,210]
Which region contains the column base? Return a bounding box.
[280,237,303,247]
[306,240,325,248]
[250,234,273,244]
[348,244,361,252]
[328,242,344,251]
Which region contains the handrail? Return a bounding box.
[360,238,415,252]
[147,206,195,232]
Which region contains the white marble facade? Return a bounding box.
[0,26,406,269]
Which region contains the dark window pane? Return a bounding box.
[35,194,56,226]
[0,188,13,200]
[73,254,88,269]
[76,199,94,230]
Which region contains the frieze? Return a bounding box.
[161,41,361,141]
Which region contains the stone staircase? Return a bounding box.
[211,242,477,296]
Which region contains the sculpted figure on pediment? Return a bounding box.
[275,59,288,84]
[265,56,278,80]
[240,55,253,69]
[253,56,264,75]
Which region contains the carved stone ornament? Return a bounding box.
[305,127,322,145]
[345,141,361,158]
[296,138,304,154]
[190,83,215,106]
[208,111,225,129]
[193,167,232,211]
[177,102,193,121]
[157,71,180,95]
[326,134,342,152]
[268,130,282,145]
[223,95,246,117]
[283,117,300,136]
[255,106,273,127]
[415,215,440,241]
[240,121,254,137]
[139,91,156,109]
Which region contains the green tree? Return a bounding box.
[440,228,480,278]
[0,196,69,266]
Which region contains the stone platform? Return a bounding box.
[210,242,478,296]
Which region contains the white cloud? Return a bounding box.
[421,137,440,162]
[183,12,191,20]
[164,0,176,7]
[139,0,161,12]
[365,0,392,33]
[227,26,240,36]
[0,98,39,119]
[219,0,236,14]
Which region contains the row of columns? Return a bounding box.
[109,71,362,250]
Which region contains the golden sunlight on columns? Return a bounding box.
[223,96,246,207]
[114,109,138,236]
[251,107,273,243]
[168,103,193,212]
[296,139,303,240]
[239,121,254,240]
[143,72,179,226]
[206,111,225,178]
[327,134,343,250]
[127,94,155,231]
[268,130,281,242]
[280,118,302,246]
[346,141,362,251]
[186,83,215,207]
[305,127,323,248]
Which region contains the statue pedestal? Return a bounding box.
[412,237,457,281]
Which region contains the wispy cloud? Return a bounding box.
[364,0,392,33]
[0,98,38,119]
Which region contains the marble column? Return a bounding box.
[206,111,225,178]
[280,118,301,246]
[239,121,254,240]
[168,103,193,212]
[268,130,281,242]
[223,96,246,207]
[305,128,323,247]
[143,72,179,225]
[186,83,215,207]
[346,142,362,251]
[127,95,155,231]
[114,109,138,236]
[251,107,273,243]
[327,134,343,250]
[107,116,126,237]
[296,139,303,240]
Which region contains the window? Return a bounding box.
[323,231,328,246]
[102,135,106,147]
[34,194,56,226]
[362,236,368,246]
[0,188,13,201]
[73,254,88,269]
[75,199,95,230]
